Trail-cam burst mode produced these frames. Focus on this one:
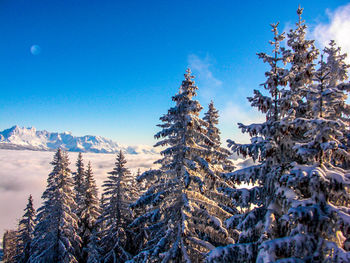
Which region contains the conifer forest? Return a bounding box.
[2,7,350,263]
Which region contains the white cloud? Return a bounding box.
[0,149,159,241]
[188,54,223,102]
[312,3,350,64]
[221,101,264,125]
[220,101,265,144]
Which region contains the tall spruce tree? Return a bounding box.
[203,101,235,174]
[29,149,80,263]
[202,102,237,217]
[73,153,86,262]
[98,151,135,262]
[15,195,36,263]
[129,69,234,263]
[3,230,17,263]
[74,153,86,216]
[81,162,101,262]
[299,42,350,166]
[282,6,319,120]
[323,41,350,167]
[207,22,290,263]
[271,40,350,262]
[127,168,147,256]
[277,6,318,166]
[208,8,350,263]
[86,229,102,263]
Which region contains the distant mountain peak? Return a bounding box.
[0,125,157,154]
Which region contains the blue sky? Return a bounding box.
[1,0,349,145]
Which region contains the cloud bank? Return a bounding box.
[0,149,159,241]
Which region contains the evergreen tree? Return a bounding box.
[275,7,320,167]
[202,102,237,217]
[298,42,350,166]
[81,162,101,262]
[98,151,135,262]
[74,153,86,216]
[15,195,36,263]
[282,6,319,120]
[269,40,350,262]
[203,101,235,174]
[129,69,234,263]
[3,230,17,263]
[207,22,289,263]
[208,8,350,263]
[324,41,350,167]
[127,168,148,256]
[73,153,86,262]
[308,41,350,166]
[86,229,102,263]
[29,149,80,263]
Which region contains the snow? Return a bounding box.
[0,125,159,154]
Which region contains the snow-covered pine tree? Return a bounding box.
[323,41,350,167]
[252,14,350,261]
[298,41,350,166]
[81,162,101,263]
[203,101,235,174]
[98,151,135,262]
[74,153,86,216]
[282,6,319,120]
[126,168,149,256]
[29,149,80,263]
[270,40,350,262]
[202,101,237,217]
[86,229,102,263]
[323,41,350,125]
[207,21,291,263]
[275,7,320,167]
[129,69,234,263]
[209,8,350,263]
[232,22,290,166]
[15,195,36,263]
[3,230,17,263]
[73,153,86,262]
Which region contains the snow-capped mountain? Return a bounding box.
[0,125,158,154]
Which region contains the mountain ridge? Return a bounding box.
[0,125,158,154]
